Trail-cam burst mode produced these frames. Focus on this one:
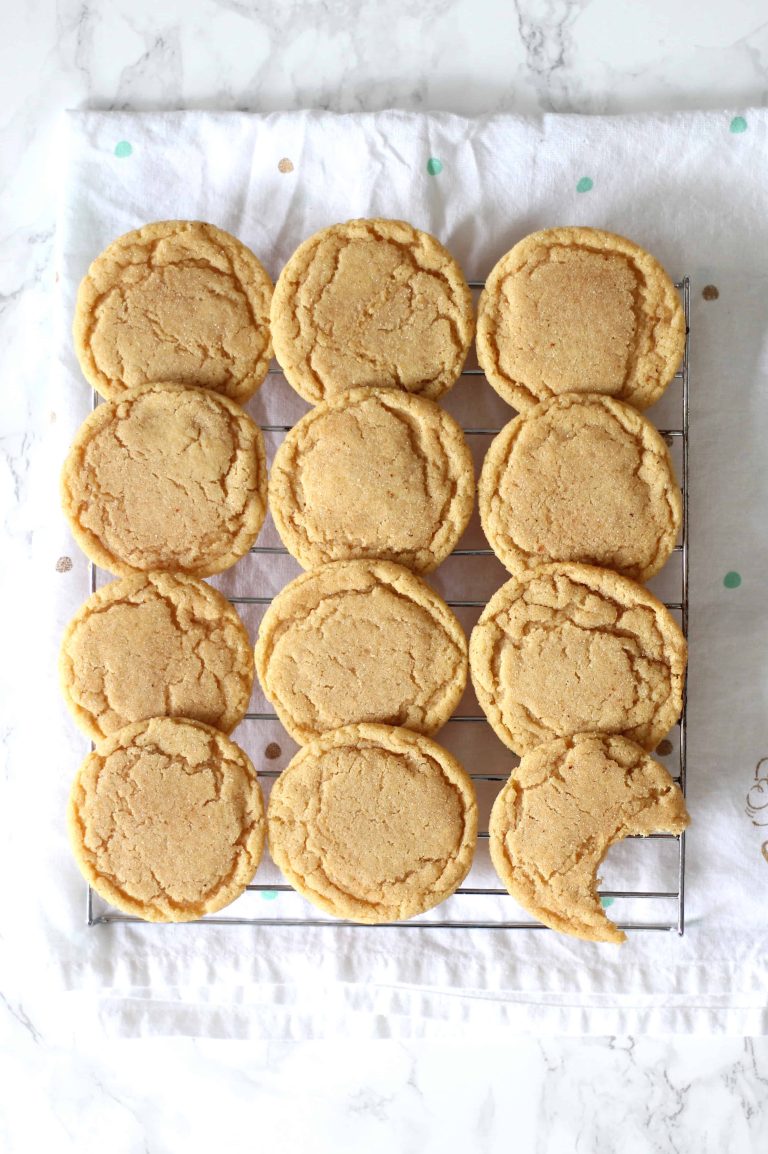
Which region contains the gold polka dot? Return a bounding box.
[56,555,73,573]
[702,284,719,301]
[265,742,282,760]
[278,158,294,174]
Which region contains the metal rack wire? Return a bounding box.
[87,277,690,935]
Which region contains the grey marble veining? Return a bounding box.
[2,992,768,1151]
[3,1,768,1149]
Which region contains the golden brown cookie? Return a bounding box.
[479,393,682,582]
[470,563,686,755]
[267,723,477,923]
[255,559,467,744]
[73,220,273,404]
[68,717,265,922]
[477,227,685,411]
[489,733,689,943]
[59,572,254,743]
[270,386,475,572]
[270,219,474,404]
[61,381,267,577]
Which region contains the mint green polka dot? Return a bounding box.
[723,571,742,589]
[600,896,615,909]
[576,176,593,193]
[114,141,133,158]
[729,116,747,134]
[260,889,278,901]
[426,157,443,176]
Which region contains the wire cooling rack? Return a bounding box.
[87,277,690,935]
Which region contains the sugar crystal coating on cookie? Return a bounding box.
[477,227,685,412]
[270,386,475,572]
[267,723,477,922]
[271,219,474,404]
[479,393,682,582]
[60,572,254,742]
[68,717,265,922]
[470,562,686,755]
[61,381,267,577]
[255,559,468,744]
[489,733,689,943]
[74,220,274,403]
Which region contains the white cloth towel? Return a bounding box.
[35,108,768,1038]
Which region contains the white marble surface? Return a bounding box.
[3,0,768,1149]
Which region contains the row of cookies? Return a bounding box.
[257,223,482,920]
[73,219,684,414]
[63,229,269,920]
[62,223,269,920]
[60,376,684,590]
[471,230,689,941]
[61,555,689,767]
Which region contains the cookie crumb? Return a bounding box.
[56,556,73,572]
[265,742,282,760]
[278,157,294,173]
[702,284,719,301]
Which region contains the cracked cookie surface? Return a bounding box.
[479,393,682,582]
[270,219,474,404]
[255,559,468,744]
[61,381,267,576]
[270,386,475,572]
[267,723,477,923]
[74,220,273,403]
[477,227,685,412]
[60,572,254,742]
[489,733,689,943]
[470,563,686,755]
[68,716,265,922]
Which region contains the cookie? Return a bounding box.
[255,559,468,744]
[270,386,475,573]
[489,733,690,943]
[477,227,685,412]
[270,219,474,404]
[59,572,254,743]
[469,562,686,755]
[68,717,265,922]
[479,393,682,582]
[267,723,477,923]
[61,381,267,577]
[73,220,273,404]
